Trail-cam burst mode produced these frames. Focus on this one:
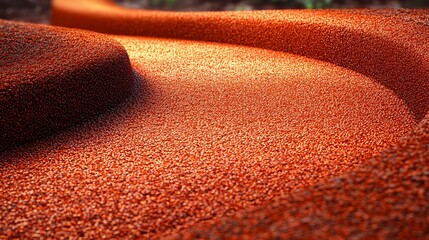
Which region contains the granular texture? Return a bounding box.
[52,1,429,121]
[1,0,429,239]
[170,118,429,239]
[0,34,416,239]
[0,20,134,151]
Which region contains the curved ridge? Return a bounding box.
[52,0,429,121]
[1,1,428,239]
[0,20,134,151]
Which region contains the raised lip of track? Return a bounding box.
[52,0,429,123]
[0,20,135,151]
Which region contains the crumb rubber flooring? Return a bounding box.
[1,0,429,239]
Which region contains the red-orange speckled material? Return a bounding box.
[1,0,428,239]
[0,20,134,151]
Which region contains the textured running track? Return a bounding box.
[1,0,429,239]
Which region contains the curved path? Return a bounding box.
[1,0,429,239]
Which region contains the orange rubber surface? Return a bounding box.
[1,0,429,239]
[0,20,134,151]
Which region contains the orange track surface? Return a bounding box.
[1,0,429,239]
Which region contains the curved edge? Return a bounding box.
[0,21,135,152]
[51,1,429,122]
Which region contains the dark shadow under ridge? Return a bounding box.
[0,69,148,164]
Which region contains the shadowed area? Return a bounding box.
[0,20,134,151]
[0,0,428,239]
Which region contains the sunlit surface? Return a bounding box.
[1,0,429,238]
